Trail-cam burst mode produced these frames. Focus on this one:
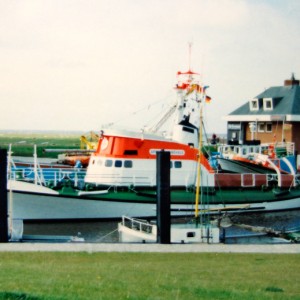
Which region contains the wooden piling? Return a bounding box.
[0,149,8,242]
[156,151,171,244]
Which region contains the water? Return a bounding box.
[22,209,300,244]
[23,220,120,243]
[224,209,300,244]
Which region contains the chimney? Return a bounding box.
[284,73,300,86]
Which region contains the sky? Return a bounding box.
[1,0,300,134]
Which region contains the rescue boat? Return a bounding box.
[8,64,300,221]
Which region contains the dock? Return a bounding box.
[1,243,300,253]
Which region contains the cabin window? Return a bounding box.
[115,160,122,168]
[250,99,259,111]
[92,159,95,164]
[174,161,182,168]
[124,150,138,155]
[182,127,194,133]
[105,160,113,167]
[263,98,273,111]
[266,123,272,132]
[187,232,196,238]
[170,161,173,168]
[97,159,103,166]
[258,123,265,132]
[124,160,133,168]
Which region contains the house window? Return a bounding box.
[263,98,273,111]
[250,99,259,111]
[258,123,265,132]
[266,123,272,132]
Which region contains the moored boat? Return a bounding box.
[118,216,220,244]
[8,61,300,221]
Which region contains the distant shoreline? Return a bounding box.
[0,129,85,135]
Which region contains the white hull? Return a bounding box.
[118,217,220,244]
[9,192,193,220]
[9,191,300,221]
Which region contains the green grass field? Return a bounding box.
[0,132,82,158]
[0,252,299,300]
[1,132,299,299]
[0,132,218,159]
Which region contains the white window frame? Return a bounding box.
[263,98,273,111]
[258,122,265,132]
[266,123,272,133]
[250,98,259,111]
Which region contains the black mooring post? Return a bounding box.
[0,149,8,243]
[156,150,171,244]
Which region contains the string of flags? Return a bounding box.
[203,86,211,103]
[176,81,213,103]
[205,95,211,103]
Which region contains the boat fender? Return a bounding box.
[74,160,83,168]
[268,144,276,159]
[85,184,94,191]
[62,179,74,188]
[273,188,290,197]
[47,180,55,189]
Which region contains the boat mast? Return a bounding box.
[195,96,203,219]
[189,42,192,71]
[187,41,202,219]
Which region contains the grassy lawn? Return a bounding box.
[0,132,82,158]
[0,252,299,299]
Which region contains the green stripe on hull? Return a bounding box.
[58,185,300,205]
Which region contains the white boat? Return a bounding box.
[118,216,220,244]
[7,57,300,221]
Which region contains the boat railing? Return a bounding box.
[218,142,295,159]
[8,167,86,188]
[294,174,300,186]
[121,216,156,235]
[215,172,295,189]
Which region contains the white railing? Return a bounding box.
[9,167,86,188]
[218,142,295,159]
[121,216,156,235]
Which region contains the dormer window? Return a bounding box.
[263,98,273,111]
[250,99,259,111]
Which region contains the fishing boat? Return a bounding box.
[118,216,220,244]
[8,62,300,221]
[217,142,297,174]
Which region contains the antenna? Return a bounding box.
[188,42,193,71]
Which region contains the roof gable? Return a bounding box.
[228,85,300,116]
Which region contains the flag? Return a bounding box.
[203,86,209,94]
[187,84,202,95]
[176,83,189,90]
[193,84,202,93]
[205,95,211,103]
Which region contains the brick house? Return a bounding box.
[223,75,300,155]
